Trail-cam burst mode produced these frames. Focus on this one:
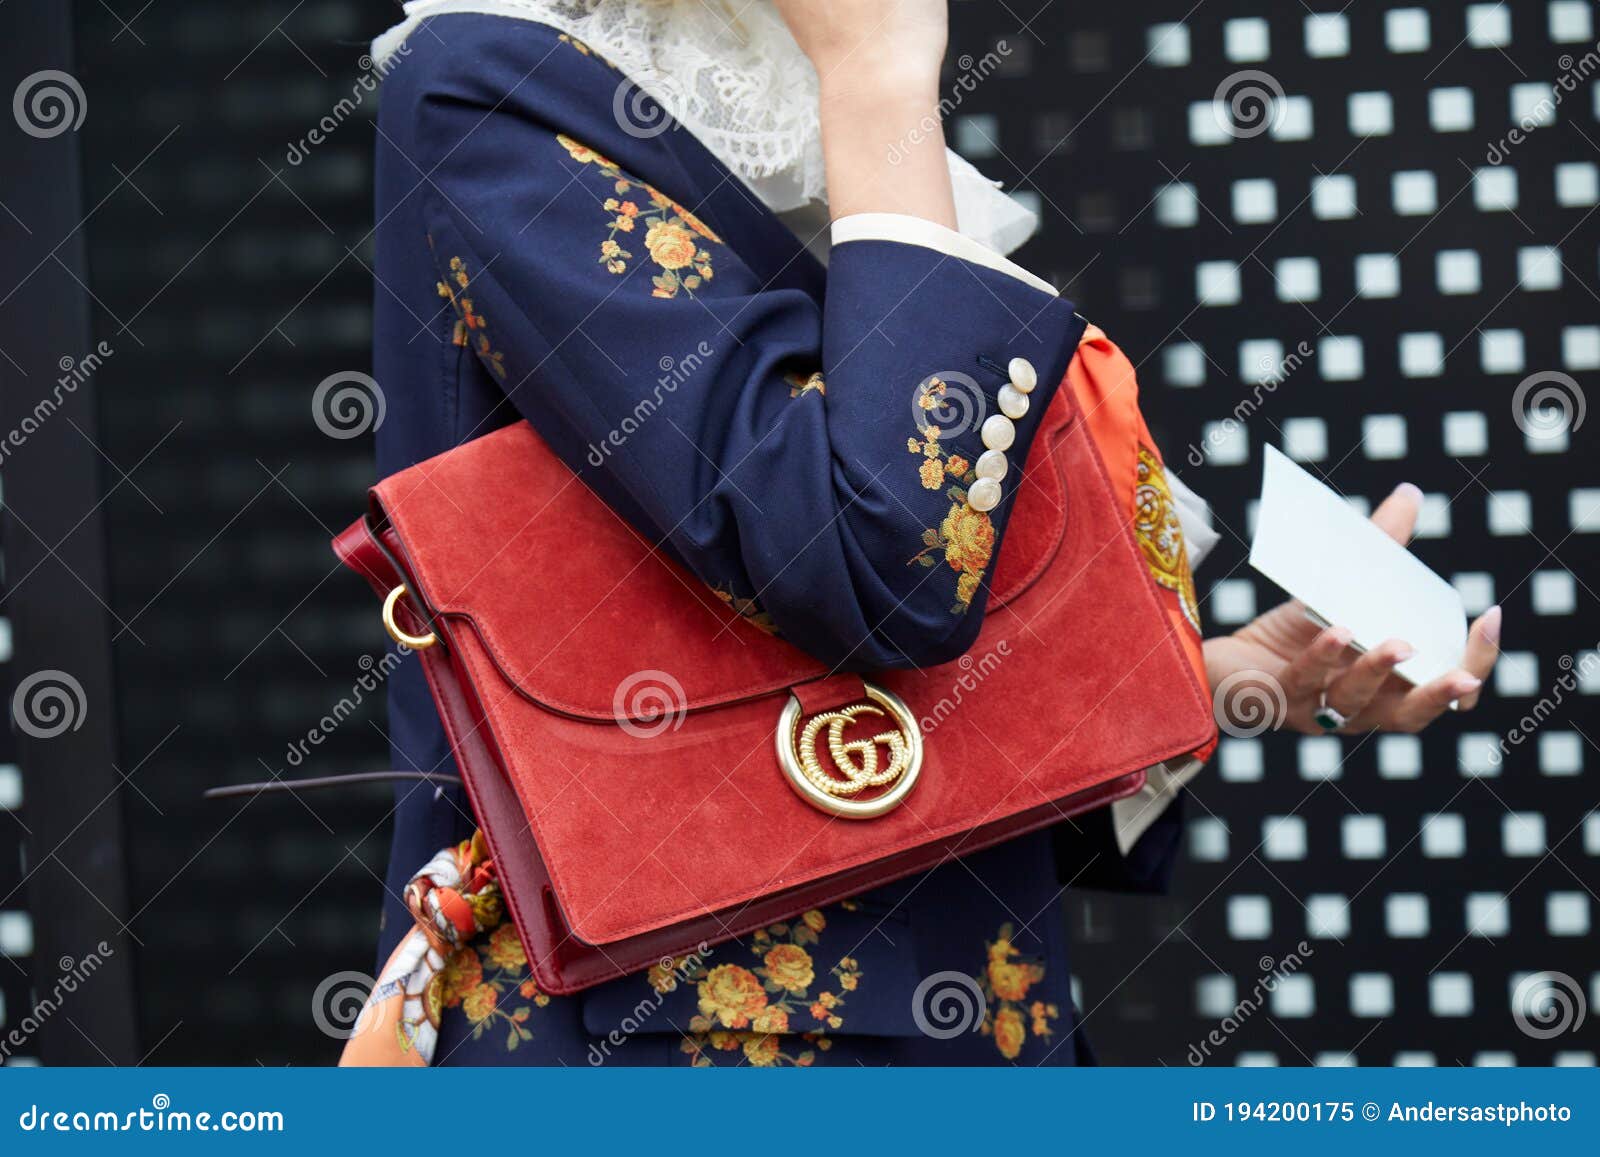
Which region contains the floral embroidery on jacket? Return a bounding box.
[977,923,1058,1060]
[556,134,721,299]
[906,377,992,613]
[1133,445,1200,633]
[785,370,826,398]
[432,246,507,379]
[437,923,550,1054]
[677,907,861,1066]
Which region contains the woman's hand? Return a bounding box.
[772,0,948,90]
[772,0,957,227]
[1205,483,1502,735]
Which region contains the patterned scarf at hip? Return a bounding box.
[340,832,502,1066]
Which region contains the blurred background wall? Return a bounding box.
[1,0,1595,1065]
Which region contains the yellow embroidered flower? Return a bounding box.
[697,964,769,1029]
[801,909,826,934]
[993,1006,1027,1059]
[919,457,947,490]
[439,945,482,1008]
[762,944,815,994]
[956,570,982,608]
[743,1034,781,1066]
[752,1006,790,1034]
[839,972,859,992]
[485,923,526,971]
[940,503,995,577]
[647,958,683,994]
[462,983,498,1024]
[945,455,970,476]
[557,133,611,167]
[644,219,698,270]
[907,437,922,453]
[988,956,1043,1003]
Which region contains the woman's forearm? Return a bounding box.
[817,68,957,228]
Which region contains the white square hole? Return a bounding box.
[1196,974,1238,1017]
[1466,4,1512,48]
[1201,421,1249,464]
[1458,732,1504,777]
[1437,249,1481,293]
[0,765,19,811]
[1487,489,1533,535]
[1320,335,1364,380]
[1495,651,1539,696]
[1431,973,1474,1016]
[1299,735,1344,780]
[1539,731,1582,775]
[1219,737,1264,782]
[1197,260,1242,305]
[1555,162,1599,206]
[1155,182,1199,227]
[1225,17,1271,61]
[1272,95,1314,141]
[1272,975,1315,1017]
[1531,570,1576,614]
[1452,572,1496,614]
[1233,179,1277,223]
[1562,325,1600,368]
[1188,101,1231,146]
[1421,812,1466,857]
[1348,91,1394,136]
[1282,417,1328,461]
[1518,245,1562,290]
[1240,338,1284,382]
[1393,170,1438,214]
[1572,489,1600,532]
[1467,892,1509,937]
[1307,894,1350,939]
[1275,256,1320,301]
[1148,23,1191,67]
[0,912,33,957]
[1351,973,1394,1016]
[1429,87,1474,131]
[1394,1052,1438,1066]
[1164,342,1206,386]
[1400,332,1445,377]
[1209,578,1257,624]
[1442,410,1488,454]
[1386,8,1431,52]
[1415,492,1451,537]
[1362,414,1407,459]
[1550,1,1594,42]
[1377,734,1422,779]
[1228,894,1273,938]
[1342,815,1386,858]
[1189,816,1230,862]
[1473,166,1518,210]
[1312,174,1357,219]
[1386,893,1430,937]
[1511,83,1557,127]
[1305,14,1350,57]
[1502,811,1546,856]
[1356,253,1400,298]
[1263,815,1308,860]
[1480,328,1526,373]
[1547,892,1590,935]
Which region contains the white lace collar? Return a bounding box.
[372,0,1039,256]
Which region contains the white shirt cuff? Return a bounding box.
[1169,469,1220,571]
[830,212,1059,297]
[1110,755,1205,855]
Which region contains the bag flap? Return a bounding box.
[370,394,1072,722]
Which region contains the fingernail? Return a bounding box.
[1482,604,1502,645]
[1329,627,1353,647]
[1457,676,1483,694]
[1391,643,1416,662]
[1394,482,1423,504]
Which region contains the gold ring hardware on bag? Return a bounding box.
[775,682,923,819]
[382,584,438,650]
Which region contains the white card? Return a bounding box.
[1249,445,1467,687]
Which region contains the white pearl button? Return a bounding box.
[1008,356,1037,393]
[980,414,1015,452]
[967,477,1002,512]
[975,449,1008,481]
[997,384,1029,420]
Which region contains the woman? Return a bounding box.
[351,0,1501,1066]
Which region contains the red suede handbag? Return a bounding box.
[333,369,1215,995]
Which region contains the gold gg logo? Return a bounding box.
[775,683,923,819]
